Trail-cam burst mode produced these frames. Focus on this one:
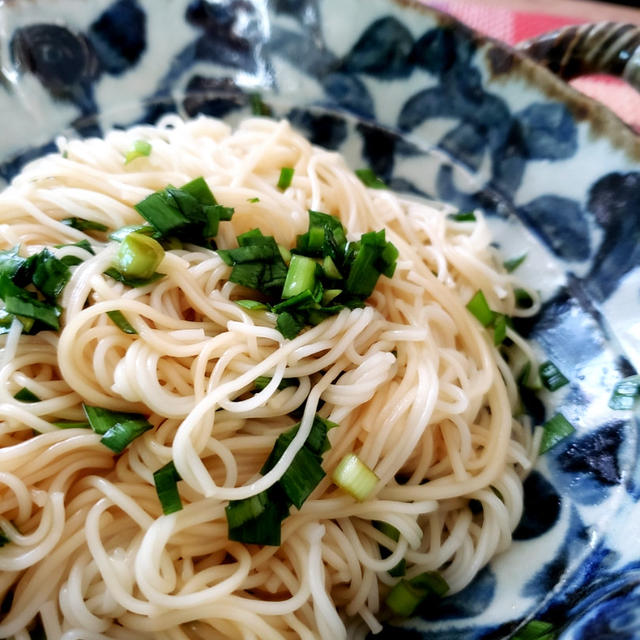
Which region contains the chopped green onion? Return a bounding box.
[466,290,494,327]
[539,413,575,454]
[253,376,298,391]
[29,249,70,301]
[374,521,406,577]
[53,421,91,429]
[0,246,25,280]
[276,311,305,339]
[0,276,61,330]
[226,491,284,546]
[124,139,152,165]
[448,211,476,222]
[345,230,397,297]
[14,387,40,403]
[247,197,260,203]
[55,238,95,255]
[282,254,317,299]
[248,92,271,116]
[83,405,153,453]
[355,168,387,189]
[608,375,640,410]
[153,461,182,515]
[322,255,342,280]
[114,232,165,280]
[277,167,294,191]
[332,453,378,501]
[61,217,108,232]
[134,177,233,247]
[385,579,424,617]
[235,299,270,311]
[493,313,507,345]
[515,288,534,309]
[109,224,160,243]
[539,361,569,391]
[103,267,165,288]
[106,310,137,334]
[226,415,336,546]
[512,619,556,640]
[386,572,449,617]
[503,253,527,273]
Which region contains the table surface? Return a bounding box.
[427,0,640,130]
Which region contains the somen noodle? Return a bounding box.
[0,116,541,639]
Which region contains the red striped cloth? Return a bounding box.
[428,1,640,130]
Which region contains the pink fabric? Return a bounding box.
[428,1,640,131]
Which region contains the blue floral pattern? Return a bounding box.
[0,0,639,637]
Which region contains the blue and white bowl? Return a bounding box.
[1,1,639,637]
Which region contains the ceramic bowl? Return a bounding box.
[1,1,639,637]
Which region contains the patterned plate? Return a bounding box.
[1,0,639,637]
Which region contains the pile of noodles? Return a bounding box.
[0,116,540,640]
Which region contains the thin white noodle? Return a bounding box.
[0,116,540,638]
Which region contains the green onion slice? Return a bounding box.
[103,268,165,288]
[448,211,476,222]
[539,361,569,391]
[106,310,137,334]
[153,461,182,515]
[515,288,534,309]
[503,253,527,273]
[512,619,556,640]
[234,299,270,311]
[332,453,379,501]
[61,217,108,232]
[113,232,165,280]
[53,421,91,429]
[247,197,260,203]
[386,572,449,617]
[109,224,160,243]
[124,139,152,165]
[539,413,575,454]
[83,405,153,453]
[253,376,298,391]
[355,168,387,189]
[493,313,507,345]
[14,387,40,403]
[277,167,294,191]
[608,375,640,410]
[466,290,494,327]
[282,254,317,299]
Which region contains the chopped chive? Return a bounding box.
[226,492,284,546]
[512,619,556,640]
[515,288,534,309]
[493,313,507,345]
[113,232,165,280]
[322,255,342,279]
[153,461,182,515]
[276,311,305,339]
[332,453,378,501]
[374,521,406,577]
[539,413,575,454]
[277,167,294,191]
[539,361,569,391]
[61,217,108,232]
[106,310,137,334]
[109,224,160,243]
[14,387,40,403]
[83,405,153,453]
[30,249,70,301]
[355,168,387,189]
[247,197,260,203]
[54,239,95,255]
[466,290,494,327]
[0,276,61,331]
[386,572,449,617]
[608,375,640,410]
[253,376,298,391]
[53,421,91,429]
[281,254,316,299]
[448,211,476,222]
[124,139,152,165]
[503,253,527,273]
[248,92,271,116]
[103,267,165,288]
[235,299,270,311]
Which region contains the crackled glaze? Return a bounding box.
[0,0,639,637]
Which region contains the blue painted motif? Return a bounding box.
[516,103,577,160]
[513,471,561,540]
